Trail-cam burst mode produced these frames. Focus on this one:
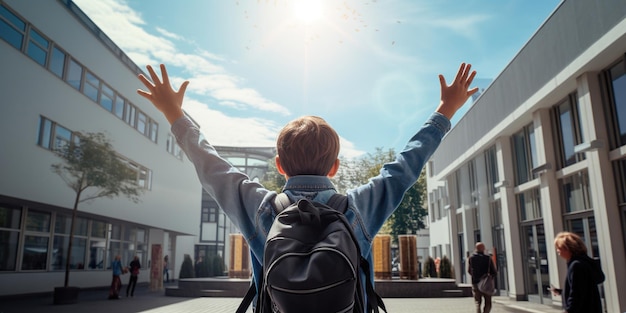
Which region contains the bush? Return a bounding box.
[423,256,437,278]
[179,254,195,279]
[439,255,452,278]
[210,255,225,277]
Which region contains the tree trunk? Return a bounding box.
[64,189,81,287]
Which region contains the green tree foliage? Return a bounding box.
[423,256,437,278]
[260,157,285,193]
[386,172,428,244]
[331,148,428,243]
[439,255,453,278]
[51,132,142,287]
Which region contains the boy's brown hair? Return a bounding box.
[276,116,340,177]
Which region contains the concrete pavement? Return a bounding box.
[0,282,563,313]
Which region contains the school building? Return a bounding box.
[425,0,626,312]
[0,0,276,296]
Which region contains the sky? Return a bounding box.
[72,0,561,158]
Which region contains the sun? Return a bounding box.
[293,0,324,24]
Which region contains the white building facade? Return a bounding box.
[0,0,202,296]
[426,0,626,312]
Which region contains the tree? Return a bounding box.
[260,157,285,193]
[386,171,428,243]
[52,132,142,287]
[331,148,428,243]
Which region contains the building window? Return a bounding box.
[512,124,538,185]
[167,134,183,160]
[485,145,499,197]
[517,188,542,221]
[603,59,626,148]
[22,210,52,270]
[0,4,26,50]
[83,71,100,102]
[51,215,88,271]
[468,160,478,205]
[100,83,114,112]
[26,27,49,66]
[0,205,22,271]
[560,171,592,213]
[114,95,125,119]
[37,116,78,152]
[89,220,107,270]
[66,58,83,90]
[49,46,66,78]
[553,94,585,168]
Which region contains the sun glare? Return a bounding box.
[293,0,323,24]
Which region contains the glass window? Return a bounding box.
[555,95,585,168]
[83,71,99,102]
[0,230,19,271]
[137,111,147,135]
[0,4,26,50]
[0,205,21,229]
[100,83,114,112]
[55,215,88,237]
[136,229,146,243]
[66,58,83,90]
[26,28,48,66]
[21,235,49,270]
[48,46,66,78]
[54,124,72,152]
[126,105,136,127]
[609,61,626,146]
[150,121,158,142]
[485,145,499,196]
[560,171,592,213]
[37,117,53,149]
[26,210,51,232]
[513,124,537,185]
[114,96,125,119]
[110,224,121,240]
[107,241,121,269]
[517,188,541,221]
[51,235,86,270]
[88,239,106,269]
[91,221,107,238]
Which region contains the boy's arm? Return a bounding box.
[435,63,478,120]
[137,64,188,125]
[350,63,478,237]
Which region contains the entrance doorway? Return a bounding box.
[522,223,551,304]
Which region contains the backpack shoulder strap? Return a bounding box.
[325,193,348,213]
[272,193,292,214]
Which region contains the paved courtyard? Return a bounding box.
[0,283,562,313]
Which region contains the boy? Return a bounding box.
[137,63,477,311]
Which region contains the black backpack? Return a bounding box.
[236,193,386,313]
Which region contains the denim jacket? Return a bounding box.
[172,112,450,311]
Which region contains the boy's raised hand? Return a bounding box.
[137,64,189,124]
[436,63,478,120]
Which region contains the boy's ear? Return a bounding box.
[327,159,340,178]
[275,156,287,176]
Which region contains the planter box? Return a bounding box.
[53,286,80,305]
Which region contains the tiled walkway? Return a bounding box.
[0,283,563,313]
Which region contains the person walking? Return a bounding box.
[163,255,169,283]
[468,242,497,313]
[126,255,141,297]
[108,255,123,300]
[551,231,605,313]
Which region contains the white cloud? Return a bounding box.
[155,27,183,41]
[73,0,290,118]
